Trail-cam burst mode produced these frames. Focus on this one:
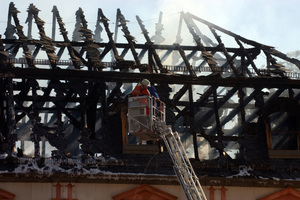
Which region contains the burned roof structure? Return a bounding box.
[1,2,300,188]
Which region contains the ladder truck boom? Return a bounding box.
[127,96,207,200]
[153,121,207,200]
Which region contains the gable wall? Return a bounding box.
[0,182,299,200]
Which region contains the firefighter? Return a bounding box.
[132,79,150,96]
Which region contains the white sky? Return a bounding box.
[0,0,300,54]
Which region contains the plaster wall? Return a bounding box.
[0,182,297,200]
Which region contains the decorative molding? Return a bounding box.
[208,186,216,200]
[0,188,15,200]
[219,186,227,200]
[51,183,77,200]
[113,184,177,200]
[258,187,300,200]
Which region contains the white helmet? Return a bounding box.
[141,79,150,86]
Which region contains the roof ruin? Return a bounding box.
[0,2,300,187]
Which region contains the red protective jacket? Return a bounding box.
[132,84,150,96]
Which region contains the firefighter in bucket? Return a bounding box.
[130,79,160,133]
[132,79,151,97]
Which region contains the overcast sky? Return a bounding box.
[1,0,300,54]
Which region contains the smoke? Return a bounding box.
[1,0,300,54]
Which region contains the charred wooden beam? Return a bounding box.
[188,12,300,69]
[235,38,261,76]
[98,9,123,62]
[238,87,246,123]
[263,50,287,78]
[209,27,239,76]
[182,12,220,74]
[196,87,238,126]
[212,85,225,155]
[78,8,103,71]
[10,4,35,68]
[54,6,81,69]
[28,4,58,69]
[136,15,164,71]
[1,67,300,88]
[117,9,141,66]
[1,39,260,55]
[175,43,197,76]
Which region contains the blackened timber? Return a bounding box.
[0,79,5,135]
[3,78,16,155]
[117,9,141,66]
[188,12,300,69]
[207,89,260,136]
[171,43,197,106]
[32,44,41,59]
[55,6,81,69]
[263,87,285,105]
[235,38,261,76]
[189,120,224,154]
[197,87,238,126]
[98,9,123,62]
[172,85,190,105]
[212,86,224,144]
[224,88,285,138]
[138,49,147,61]
[78,8,102,70]
[31,79,40,157]
[10,4,35,68]
[99,46,112,61]
[10,44,20,59]
[136,16,164,71]
[0,36,10,67]
[264,48,300,69]
[175,43,197,76]
[238,87,246,123]
[14,86,52,123]
[1,39,260,55]
[28,4,58,69]
[182,12,220,73]
[187,14,217,47]
[170,42,197,111]
[1,67,300,88]
[51,6,57,40]
[175,101,241,108]
[148,50,158,73]
[209,27,239,76]
[53,102,82,131]
[187,12,271,50]
[263,50,287,78]
[120,48,130,58]
[56,46,65,60]
[107,81,123,106]
[176,87,213,119]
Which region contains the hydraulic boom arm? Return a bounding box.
[153,121,207,200]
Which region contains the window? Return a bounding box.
[262,97,300,158]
